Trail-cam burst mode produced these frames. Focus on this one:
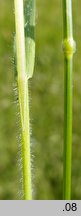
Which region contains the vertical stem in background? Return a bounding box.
[14,0,32,200]
[62,0,76,199]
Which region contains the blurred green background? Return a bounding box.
[0,0,81,200]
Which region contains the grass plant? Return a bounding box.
[14,0,35,200]
[62,0,76,199]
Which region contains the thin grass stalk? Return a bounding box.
[14,0,33,200]
[62,0,76,199]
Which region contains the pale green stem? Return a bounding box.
[14,0,32,200]
[62,0,76,199]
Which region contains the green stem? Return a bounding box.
[62,0,76,199]
[14,0,32,200]
[63,0,73,38]
[63,58,72,199]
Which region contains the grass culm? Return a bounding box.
[14,0,35,200]
[62,0,76,200]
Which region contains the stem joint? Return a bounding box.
[62,38,76,59]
